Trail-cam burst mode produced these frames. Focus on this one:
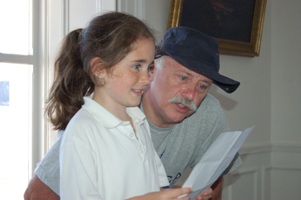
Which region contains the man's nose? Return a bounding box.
[181,84,196,100]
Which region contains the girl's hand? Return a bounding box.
[128,187,192,200]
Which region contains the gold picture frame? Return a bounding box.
[168,0,267,57]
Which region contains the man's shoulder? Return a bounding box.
[181,93,229,132]
[194,93,223,117]
[201,93,221,109]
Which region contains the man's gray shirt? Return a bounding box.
[35,93,241,194]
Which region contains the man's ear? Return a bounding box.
[90,57,106,78]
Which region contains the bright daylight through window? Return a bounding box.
[0,0,33,199]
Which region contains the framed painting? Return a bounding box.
[168,0,267,57]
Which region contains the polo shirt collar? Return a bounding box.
[82,97,146,128]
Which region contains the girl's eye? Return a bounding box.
[133,64,140,71]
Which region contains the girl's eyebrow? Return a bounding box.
[131,59,149,63]
[131,59,155,66]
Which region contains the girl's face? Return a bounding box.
[93,37,155,116]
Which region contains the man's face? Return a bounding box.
[144,56,212,127]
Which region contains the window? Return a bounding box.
[0,1,115,199]
[0,1,40,199]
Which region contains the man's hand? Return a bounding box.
[210,177,223,200]
[195,187,212,200]
[24,175,59,200]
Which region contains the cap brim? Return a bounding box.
[212,74,240,93]
[169,53,240,93]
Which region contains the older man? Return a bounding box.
[24,26,240,200]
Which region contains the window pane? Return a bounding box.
[0,63,33,199]
[0,0,32,55]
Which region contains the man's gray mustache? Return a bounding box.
[168,96,197,112]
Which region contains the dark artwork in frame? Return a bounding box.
[180,0,255,42]
[168,0,267,57]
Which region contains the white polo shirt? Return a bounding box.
[59,97,169,200]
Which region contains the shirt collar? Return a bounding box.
[82,97,146,128]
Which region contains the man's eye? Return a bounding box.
[198,84,208,92]
[199,84,207,89]
[180,76,188,81]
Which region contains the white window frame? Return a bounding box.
[0,0,45,177]
[33,0,116,175]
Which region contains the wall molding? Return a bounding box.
[271,142,301,152]
[225,167,259,199]
[239,142,301,155]
[240,143,271,155]
[223,142,301,200]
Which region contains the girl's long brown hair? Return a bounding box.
[45,11,155,130]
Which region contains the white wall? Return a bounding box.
[271,0,301,143]
[270,0,301,199]
[118,0,301,199]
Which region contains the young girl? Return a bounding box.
[46,12,191,200]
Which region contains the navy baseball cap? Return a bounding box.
[155,26,240,93]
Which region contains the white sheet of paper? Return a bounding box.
[182,126,254,199]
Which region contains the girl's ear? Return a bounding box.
[90,57,106,78]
